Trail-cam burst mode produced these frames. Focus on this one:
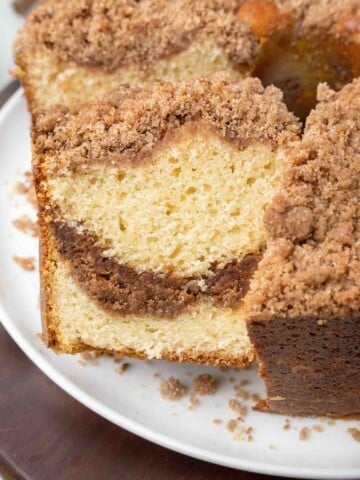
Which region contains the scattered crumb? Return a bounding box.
[192,374,217,395]
[229,376,235,383]
[159,377,187,401]
[15,171,37,208]
[228,422,254,442]
[12,0,35,14]
[185,371,193,377]
[283,418,291,431]
[213,418,223,425]
[188,392,200,410]
[78,352,99,366]
[251,393,261,402]
[117,362,130,374]
[12,215,38,237]
[327,419,336,426]
[268,443,276,450]
[245,426,254,442]
[348,428,360,442]
[299,427,311,441]
[226,419,237,432]
[239,380,250,386]
[229,398,248,420]
[234,384,250,401]
[153,372,161,378]
[312,424,323,433]
[113,357,123,364]
[37,333,45,343]
[13,255,35,271]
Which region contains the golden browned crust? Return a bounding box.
[247,78,360,320]
[14,0,258,72]
[32,74,300,173]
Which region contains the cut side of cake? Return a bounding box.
[246,79,360,416]
[33,75,300,365]
[14,0,258,111]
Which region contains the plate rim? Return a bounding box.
[1,89,360,480]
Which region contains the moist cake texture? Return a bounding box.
[33,75,300,364]
[14,0,258,109]
[237,0,360,119]
[246,79,360,416]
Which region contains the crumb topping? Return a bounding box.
[248,79,360,319]
[13,215,39,237]
[15,171,37,209]
[13,256,36,271]
[159,376,187,400]
[33,74,300,173]
[299,426,311,440]
[348,427,360,442]
[192,374,217,395]
[15,0,258,71]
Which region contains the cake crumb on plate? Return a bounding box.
[348,427,360,442]
[13,255,35,271]
[13,215,38,237]
[160,377,187,401]
[192,374,217,395]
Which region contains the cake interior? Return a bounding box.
[21,44,239,110]
[45,129,287,361]
[49,130,284,277]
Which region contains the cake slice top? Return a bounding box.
[32,74,301,174]
[14,0,258,72]
[247,78,360,320]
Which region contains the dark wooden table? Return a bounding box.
[0,82,285,480]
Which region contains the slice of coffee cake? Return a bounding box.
[246,79,360,416]
[32,75,300,365]
[14,0,258,111]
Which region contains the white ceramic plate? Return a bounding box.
[1,90,360,479]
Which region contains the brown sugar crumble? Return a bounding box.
[283,418,291,430]
[299,427,311,441]
[348,427,360,442]
[213,418,223,425]
[78,351,100,366]
[159,377,187,401]
[13,255,35,271]
[312,424,324,433]
[117,362,131,374]
[229,398,248,420]
[233,383,250,401]
[192,374,217,396]
[15,0,259,72]
[15,171,37,209]
[188,392,200,410]
[13,215,39,237]
[33,75,300,175]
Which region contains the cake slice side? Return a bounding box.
[14,0,258,111]
[246,79,360,415]
[33,75,300,365]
